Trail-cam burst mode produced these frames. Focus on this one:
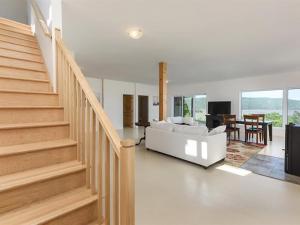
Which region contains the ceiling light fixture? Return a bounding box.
[127,28,143,39]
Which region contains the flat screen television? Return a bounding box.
[208,101,231,115]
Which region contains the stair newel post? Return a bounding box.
[120,139,135,225]
[113,149,120,225]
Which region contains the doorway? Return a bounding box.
[138,95,149,124]
[123,95,134,128]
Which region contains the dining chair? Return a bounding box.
[243,115,263,144]
[223,114,240,144]
[251,114,265,143]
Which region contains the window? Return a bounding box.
[241,90,283,127]
[194,95,207,123]
[174,97,183,117]
[173,95,207,121]
[288,89,300,124]
[183,96,193,117]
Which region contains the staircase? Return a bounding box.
[0,18,128,225]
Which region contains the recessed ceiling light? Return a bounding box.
[127,28,143,39]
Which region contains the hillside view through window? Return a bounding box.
[288,89,300,124]
[241,90,283,127]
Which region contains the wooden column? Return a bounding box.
[159,62,167,121]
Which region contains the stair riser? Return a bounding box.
[0,56,46,72]
[43,202,98,225]
[0,41,40,55]
[0,124,69,146]
[0,145,77,176]
[0,35,38,48]
[0,67,47,80]
[0,23,32,36]
[0,28,35,42]
[0,92,58,106]
[0,78,50,92]
[0,170,85,214]
[0,48,43,63]
[0,108,64,124]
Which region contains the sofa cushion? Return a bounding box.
[183,117,194,125]
[150,122,174,132]
[208,125,226,136]
[174,125,208,136]
[170,117,183,124]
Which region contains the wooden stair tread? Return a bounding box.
[0,161,85,192]
[0,121,69,130]
[0,139,77,156]
[0,17,31,31]
[0,188,97,225]
[87,222,101,225]
[0,23,33,36]
[0,35,39,49]
[0,106,63,109]
[0,28,36,43]
[0,74,49,83]
[0,89,56,95]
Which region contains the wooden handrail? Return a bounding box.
[55,28,135,225]
[55,31,121,154]
[30,0,52,38]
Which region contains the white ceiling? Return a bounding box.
[62,0,300,84]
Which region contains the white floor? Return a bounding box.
[118,128,300,225]
[258,136,285,158]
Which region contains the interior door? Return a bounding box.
[138,95,149,124]
[123,95,134,128]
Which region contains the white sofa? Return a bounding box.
[167,116,199,126]
[145,123,227,168]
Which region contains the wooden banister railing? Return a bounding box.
[30,0,52,38]
[55,29,135,225]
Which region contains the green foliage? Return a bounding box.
[265,112,283,127]
[195,110,206,122]
[183,102,192,117]
[288,111,300,124]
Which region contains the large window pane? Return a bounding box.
[288,89,300,124]
[183,96,193,117]
[241,90,283,127]
[174,97,183,117]
[194,95,207,123]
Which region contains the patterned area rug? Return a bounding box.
[225,141,265,167]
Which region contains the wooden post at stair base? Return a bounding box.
[120,139,135,225]
[159,62,167,121]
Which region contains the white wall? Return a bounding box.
[86,78,159,130]
[86,77,103,103]
[1,0,28,24]
[28,0,62,91]
[168,71,300,137]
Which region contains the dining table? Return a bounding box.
[236,120,273,145]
